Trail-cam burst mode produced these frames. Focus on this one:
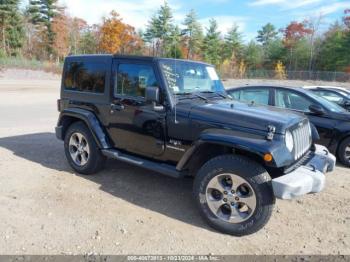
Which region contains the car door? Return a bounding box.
[107,59,166,157]
[273,88,337,147]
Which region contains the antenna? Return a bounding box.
[173,36,179,124]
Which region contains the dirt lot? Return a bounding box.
[0,69,349,255]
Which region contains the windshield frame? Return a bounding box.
[158,58,226,101]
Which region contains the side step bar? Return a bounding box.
[101,149,183,178]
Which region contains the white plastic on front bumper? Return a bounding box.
[272,145,336,200]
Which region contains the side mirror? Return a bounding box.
[309,104,325,115]
[145,86,160,103]
[343,100,350,107]
[145,86,164,112]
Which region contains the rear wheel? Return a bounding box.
[338,137,350,167]
[193,154,275,236]
[64,121,105,175]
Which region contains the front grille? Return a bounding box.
[284,151,312,174]
[292,120,311,160]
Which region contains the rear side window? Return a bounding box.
[64,61,106,93]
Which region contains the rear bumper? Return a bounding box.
[55,125,63,140]
[272,145,336,199]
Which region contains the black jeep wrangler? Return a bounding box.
[56,55,335,236]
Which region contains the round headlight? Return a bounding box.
[285,131,294,152]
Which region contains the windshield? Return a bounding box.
[159,59,225,95]
[308,91,346,113]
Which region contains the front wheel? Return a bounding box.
[338,137,350,167]
[193,154,275,236]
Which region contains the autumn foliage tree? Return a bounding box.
[52,10,69,61]
[281,21,312,69]
[69,17,87,55]
[99,11,141,54]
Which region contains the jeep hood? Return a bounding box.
[190,100,306,134]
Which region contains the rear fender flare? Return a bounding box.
[57,108,111,149]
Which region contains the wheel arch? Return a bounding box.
[336,133,350,157]
[57,108,112,149]
[177,140,267,176]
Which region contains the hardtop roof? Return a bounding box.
[65,54,212,66]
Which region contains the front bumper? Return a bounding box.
[272,145,336,199]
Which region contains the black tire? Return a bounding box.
[193,154,275,236]
[64,121,105,175]
[338,137,350,167]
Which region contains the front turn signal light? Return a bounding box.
[263,153,273,162]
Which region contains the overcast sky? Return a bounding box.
[21,0,349,41]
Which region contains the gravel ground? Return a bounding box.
[0,70,349,255]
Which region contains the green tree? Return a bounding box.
[165,25,183,58]
[291,38,311,70]
[265,39,287,67]
[0,0,24,56]
[27,0,60,58]
[256,23,278,46]
[27,0,42,25]
[244,41,264,69]
[203,19,222,67]
[223,24,243,61]
[317,27,350,71]
[182,9,203,59]
[79,26,99,54]
[144,1,174,56]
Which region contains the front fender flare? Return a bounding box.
[57,108,111,149]
[176,129,292,170]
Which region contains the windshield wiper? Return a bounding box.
[176,92,208,102]
[199,91,231,99]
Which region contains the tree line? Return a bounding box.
[0,0,349,75]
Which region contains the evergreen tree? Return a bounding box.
[144,1,175,56]
[223,24,243,61]
[265,39,287,67]
[27,0,42,25]
[256,23,278,46]
[27,0,59,58]
[318,28,350,71]
[182,9,203,59]
[165,25,183,58]
[203,19,222,67]
[0,0,24,56]
[244,41,264,69]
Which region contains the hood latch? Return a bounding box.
[266,125,276,141]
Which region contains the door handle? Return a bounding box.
[111,104,125,112]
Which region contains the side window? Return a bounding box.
[64,62,105,93]
[276,90,313,112]
[115,64,158,98]
[240,88,269,105]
